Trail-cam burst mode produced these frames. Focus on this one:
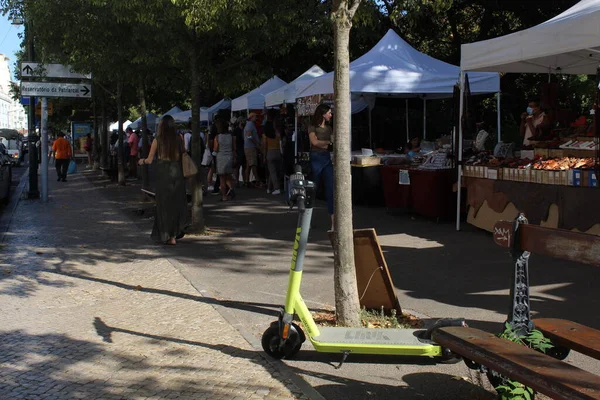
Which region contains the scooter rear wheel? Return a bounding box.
[261,325,302,360]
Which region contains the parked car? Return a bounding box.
[0,129,24,167]
[0,143,12,203]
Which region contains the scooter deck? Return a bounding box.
[311,327,441,356]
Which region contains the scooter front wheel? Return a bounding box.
[261,325,303,360]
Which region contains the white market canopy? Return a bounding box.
[265,65,326,107]
[129,113,157,130]
[172,110,191,123]
[461,0,600,74]
[109,120,131,131]
[201,98,231,121]
[161,106,183,117]
[231,76,287,111]
[297,29,499,99]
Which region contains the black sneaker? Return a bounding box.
[57,177,61,182]
[62,178,67,182]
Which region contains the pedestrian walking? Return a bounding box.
[263,109,282,195]
[214,119,236,201]
[309,104,334,229]
[51,132,72,182]
[231,116,246,187]
[138,115,188,245]
[244,113,260,187]
[84,133,93,168]
[128,129,139,180]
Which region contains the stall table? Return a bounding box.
[351,164,385,207]
[379,166,456,219]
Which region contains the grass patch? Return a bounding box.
[311,306,422,329]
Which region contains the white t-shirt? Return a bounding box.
[184,132,192,152]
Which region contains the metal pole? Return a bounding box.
[405,99,409,142]
[25,20,39,198]
[497,92,502,143]
[423,97,427,140]
[294,109,298,161]
[368,107,372,148]
[456,71,465,231]
[40,97,48,201]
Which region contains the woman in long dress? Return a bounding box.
[138,115,188,245]
[214,119,236,201]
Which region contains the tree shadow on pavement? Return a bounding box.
[93,317,494,400]
[0,329,255,400]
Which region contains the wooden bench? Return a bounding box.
[432,214,600,400]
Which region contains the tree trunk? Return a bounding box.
[92,95,99,170]
[117,80,125,185]
[331,0,362,328]
[187,34,205,232]
[138,79,149,189]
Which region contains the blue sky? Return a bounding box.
[0,13,23,81]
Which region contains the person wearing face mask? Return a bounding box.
[520,99,550,146]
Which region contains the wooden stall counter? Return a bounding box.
[465,177,600,235]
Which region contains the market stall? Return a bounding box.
[231,76,287,113]
[294,29,499,218]
[457,0,600,234]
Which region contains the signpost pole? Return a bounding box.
[40,97,48,202]
[25,21,39,198]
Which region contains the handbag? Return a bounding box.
[67,159,77,175]
[200,147,213,166]
[182,152,198,178]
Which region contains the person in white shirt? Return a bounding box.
[184,130,192,154]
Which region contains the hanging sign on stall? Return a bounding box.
[399,169,411,185]
[297,94,334,117]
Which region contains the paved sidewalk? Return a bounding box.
[0,171,308,399]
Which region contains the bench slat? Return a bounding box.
[493,221,600,267]
[433,326,600,400]
[535,318,600,361]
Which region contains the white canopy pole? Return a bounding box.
[405,99,410,142]
[423,98,427,140]
[497,92,501,143]
[456,71,465,231]
[294,108,298,161]
[368,107,373,148]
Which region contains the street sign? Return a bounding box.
[20,97,39,106]
[21,63,92,80]
[21,82,92,99]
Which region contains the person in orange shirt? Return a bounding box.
[51,132,72,182]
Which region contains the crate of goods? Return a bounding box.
[534,148,549,158]
[548,149,563,158]
[487,168,499,180]
[590,171,598,187]
[581,170,590,187]
[548,171,556,185]
[353,155,381,166]
[573,170,582,186]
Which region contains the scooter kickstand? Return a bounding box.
[334,351,351,369]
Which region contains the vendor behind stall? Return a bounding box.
[520,99,550,146]
[404,136,421,156]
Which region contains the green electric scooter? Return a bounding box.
[261,166,465,367]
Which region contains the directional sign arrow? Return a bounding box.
[22,64,33,75]
[80,86,90,96]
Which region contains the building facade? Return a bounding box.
[0,54,27,133]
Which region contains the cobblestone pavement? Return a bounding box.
[0,171,308,400]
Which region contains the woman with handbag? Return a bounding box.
[213,119,236,201]
[138,115,188,245]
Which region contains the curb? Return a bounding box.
[0,167,29,244]
[82,171,326,400]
